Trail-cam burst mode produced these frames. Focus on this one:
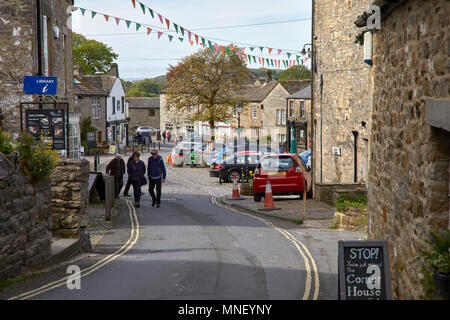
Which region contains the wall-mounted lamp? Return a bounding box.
[53,25,60,40]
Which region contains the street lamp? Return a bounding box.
[236,102,243,138]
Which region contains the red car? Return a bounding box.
[252,154,312,202]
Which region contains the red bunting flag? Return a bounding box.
[147,27,152,35]
[304,57,309,63]
[104,14,109,21]
[268,48,273,55]
[278,49,282,55]
[157,31,163,39]
[158,13,163,24]
[188,31,192,42]
[194,34,199,45]
[258,57,261,64]
[190,40,194,46]
[215,43,219,52]
[220,46,225,55]
[262,58,265,66]
[165,18,170,29]
[115,17,120,25]
[131,0,136,8]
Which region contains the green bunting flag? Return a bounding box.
[148,8,154,18]
[287,52,291,59]
[180,26,185,36]
[226,47,230,56]
[136,23,141,31]
[259,47,264,53]
[80,8,86,15]
[250,47,254,51]
[253,56,256,63]
[91,11,97,19]
[125,20,131,28]
[168,35,173,42]
[178,37,184,43]
[140,2,146,14]
[174,23,179,33]
[201,38,206,47]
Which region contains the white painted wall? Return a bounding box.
[106,77,127,147]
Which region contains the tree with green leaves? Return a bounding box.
[165,47,249,141]
[279,65,311,80]
[73,32,119,75]
[127,79,165,97]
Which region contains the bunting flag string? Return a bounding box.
[73,5,309,69]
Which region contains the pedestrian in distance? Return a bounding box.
[128,151,146,208]
[123,155,134,197]
[162,130,166,144]
[147,149,166,208]
[106,155,126,199]
[167,131,171,143]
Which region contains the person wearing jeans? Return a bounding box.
[147,149,166,208]
[128,152,146,208]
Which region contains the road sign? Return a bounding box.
[338,240,392,300]
[24,76,58,95]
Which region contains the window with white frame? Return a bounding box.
[277,133,286,144]
[289,101,294,117]
[252,107,257,119]
[112,97,116,114]
[276,109,286,125]
[300,101,305,118]
[91,97,102,119]
[117,99,121,112]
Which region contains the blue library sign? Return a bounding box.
[23,76,58,95]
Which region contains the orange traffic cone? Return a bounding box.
[228,172,244,200]
[259,178,281,211]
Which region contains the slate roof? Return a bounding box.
[126,97,160,109]
[279,80,311,95]
[74,75,108,96]
[288,85,311,99]
[233,81,278,102]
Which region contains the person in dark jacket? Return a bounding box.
[106,155,126,199]
[128,151,146,208]
[123,155,134,196]
[147,149,166,208]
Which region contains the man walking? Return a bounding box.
[162,130,166,144]
[106,155,126,199]
[123,155,133,197]
[147,149,166,208]
[128,151,146,208]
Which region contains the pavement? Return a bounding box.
[220,195,336,229]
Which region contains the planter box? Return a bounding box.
[240,183,253,196]
[433,272,450,300]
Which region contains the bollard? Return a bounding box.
[104,175,114,221]
[94,155,98,172]
[159,141,160,150]
[302,185,307,220]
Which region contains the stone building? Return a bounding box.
[312,0,372,193]
[259,80,310,145]
[355,0,449,299]
[286,85,312,153]
[74,66,108,146]
[0,0,81,156]
[126,97,160,135]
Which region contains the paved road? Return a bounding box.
[2,147,362,300]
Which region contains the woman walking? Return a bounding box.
[128,151,146,208]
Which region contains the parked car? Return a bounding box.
[207,145,275,166]
[252,154,312,202]
[299,150,311,170]
[171,141,205,166]
[216,152,263,183]
[136,126,159,134]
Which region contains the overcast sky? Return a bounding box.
[72,0,312,80]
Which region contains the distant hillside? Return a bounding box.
[249,68,282,80]
[122,76,166,97]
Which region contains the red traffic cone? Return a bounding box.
[228,172,244,200]
[259,178,280,211]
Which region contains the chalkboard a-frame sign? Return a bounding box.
[338,240,392,300]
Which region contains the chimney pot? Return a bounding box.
[110,63,119,78]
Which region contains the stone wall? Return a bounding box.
[315,182,367,206]
[367,0,449,299]
[51,158,90,238]
[313,0,372,186]
[0,153,52,281]
[261,83,290,143]
[0,0,74,134]
[128,108,160,134]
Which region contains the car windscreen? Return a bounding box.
[225,154,260,165]
[260,157,296,172]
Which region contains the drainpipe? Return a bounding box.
[352,130,358,183]
[36,0,43,76]
[320,74,323,182]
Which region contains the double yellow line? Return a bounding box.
[212,196,320,300]
[8,199,140,300]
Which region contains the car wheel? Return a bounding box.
[227,170,240,183]
[254,193,262,202]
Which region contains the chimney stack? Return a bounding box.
[265,69,273,82]
[110,63,119,78]
[74,64,83,78]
